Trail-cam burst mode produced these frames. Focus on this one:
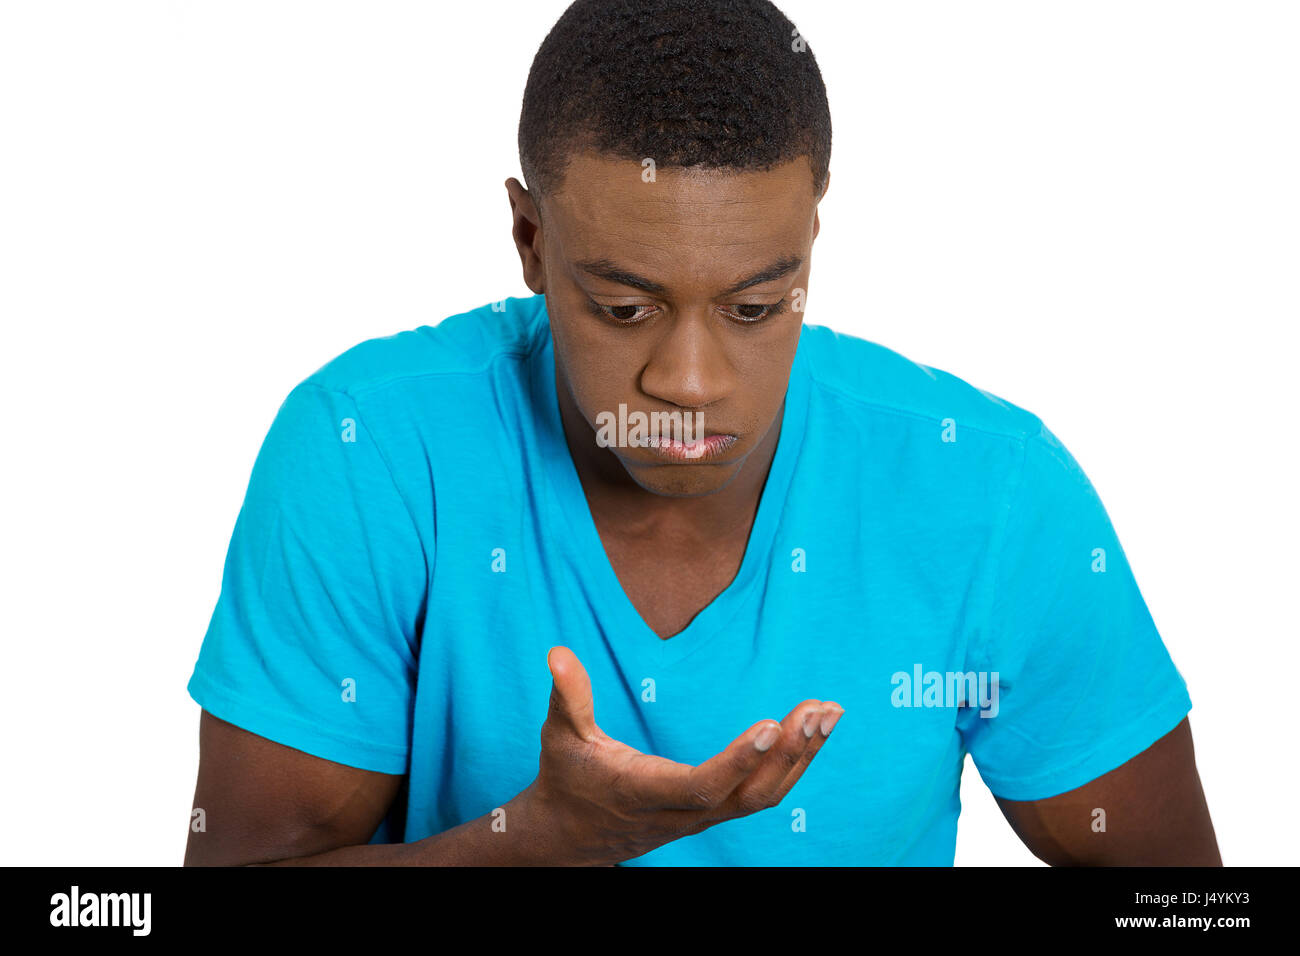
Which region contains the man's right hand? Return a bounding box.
[512,645,844,866]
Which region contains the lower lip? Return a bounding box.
[647,434,738,462]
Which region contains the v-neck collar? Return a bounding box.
[525,295,812,668]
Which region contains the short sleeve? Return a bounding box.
[187,382,428,774]
[958,420,1191,800]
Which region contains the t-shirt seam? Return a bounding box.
[295,382,431,585]
[323,349,534,401]
[806,375,1036,443]
[969,429,1034,672]
[309,298,546,400]
[979,686,1191,793]
[189,668,410,761]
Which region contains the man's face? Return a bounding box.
[519,150,823,498]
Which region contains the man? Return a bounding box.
[184,0,1220,866]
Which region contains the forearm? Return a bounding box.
[252,790,555,867]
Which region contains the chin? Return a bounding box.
[621,460,746,498]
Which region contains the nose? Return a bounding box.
[638,308,738,410]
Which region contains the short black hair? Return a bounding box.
[518,0,831,209]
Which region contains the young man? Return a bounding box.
[184,0,1220,866]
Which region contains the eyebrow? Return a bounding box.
[574,254,804,297]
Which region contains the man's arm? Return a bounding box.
[185,654,843,867]
[183,710,545,866]
[992,717,1221,865]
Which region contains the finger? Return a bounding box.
[545,646,598,741]
[628,718,783,810]
[769,701,844,805]
[727,699,825,814]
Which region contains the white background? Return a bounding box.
[1,0,1295,866]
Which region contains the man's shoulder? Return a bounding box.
[298,295,545,401]
[799,321,1043,444]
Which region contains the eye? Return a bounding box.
[584,297,791,325]
[586,300,658,324]
[725,299,789,323]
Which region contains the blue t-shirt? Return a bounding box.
[187,293,1192,865]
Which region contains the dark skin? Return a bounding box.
[525,150,814,639]
[184,151,1221,866]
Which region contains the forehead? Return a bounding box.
[543,151,815,286]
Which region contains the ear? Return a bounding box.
[813,171,829,240]
[505,177,546,294]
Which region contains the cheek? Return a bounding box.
[554,333,634,418]
[749,320,802,370]
[743,327,802,420]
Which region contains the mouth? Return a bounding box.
[644,433,738,462]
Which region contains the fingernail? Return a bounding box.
[755,724,780,751]
[803,709,823,738]
[821,707,842,736]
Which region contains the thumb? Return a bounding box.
[546,646,598,740]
